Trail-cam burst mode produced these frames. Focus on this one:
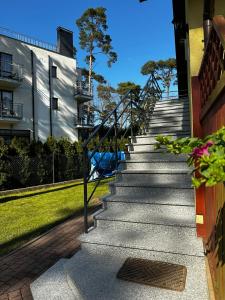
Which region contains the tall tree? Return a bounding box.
[76,7,118,93]
[141,58,177,98]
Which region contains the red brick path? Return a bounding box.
[0,216,85,300]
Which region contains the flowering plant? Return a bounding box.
[155,126,225,188]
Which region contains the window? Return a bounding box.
[0,53,13,78]
[52,97,58,110]
[52,66,57,78]
[0,90,13,114]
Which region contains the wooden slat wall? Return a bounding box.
[192,15,225,300]
[201,92,225,300]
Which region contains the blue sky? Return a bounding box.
[0,0,175,88]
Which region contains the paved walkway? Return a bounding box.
[0,216,85,300]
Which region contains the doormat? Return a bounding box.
[117,257,187,292]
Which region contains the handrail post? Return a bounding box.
[130,100,134,139]
[83,145,89,233]
[114,109,118,170]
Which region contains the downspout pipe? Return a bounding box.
[203,19,212,48]
[203,0,214,48]
[31,50,36,140]
[48,56,53,137]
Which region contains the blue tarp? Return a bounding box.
[89,151,125,179]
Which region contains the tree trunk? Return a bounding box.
[88,54,93,95]
[87,54,93,124]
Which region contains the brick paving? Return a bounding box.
[0,215,87,300]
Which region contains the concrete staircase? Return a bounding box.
[31,99,209,300]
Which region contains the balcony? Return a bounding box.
[74,80,93,103]
[0,103,23,122]
[75,114,94,129]
[0,62,23,89]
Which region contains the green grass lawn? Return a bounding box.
[0,178,112,256]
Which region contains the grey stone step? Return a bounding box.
[152,110,189,118]
[154,101,189,108]
[103,189,195,206]
[153,106,189,114]
[95,202,196,227]
[149,115,190,124]
[146,126,190,135]
[127,144,162,152]
[65,243,208,300]
[147,120,190,128]
[151,110,189,118]
[120,161,190,171]
[116,170,191,187]
[80,221,204,257]
[127,143,161,152]
[126,152,187,161]
[156,98,189,106]
[131,132,190,144]
[30,259,76,300]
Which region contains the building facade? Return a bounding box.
[0,26,93,143]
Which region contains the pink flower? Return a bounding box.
[191,141,214,158]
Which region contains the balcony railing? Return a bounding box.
[74,80,93,98]
[0,61,23,82]
[0,103,23,120]
[75,114,94,128]
[0,27,57,52]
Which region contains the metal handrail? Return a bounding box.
[0,103,23,119]
[0,61,23,81]
[82,73,162,233]
[0,27,57,52]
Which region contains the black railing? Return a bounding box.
[82,73,162,233]
[0,61,23,82]
[74,80,93,98]
[75,114,94,128]
[0,103,23,120]
[0,27,57,52]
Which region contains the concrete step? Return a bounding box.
[154,101,189,108]
[155,99,188,107]
[131,132,190,144]
[116,170,192,187]
[152,110,189,118]
[103,189,195,206]
[146,126,190,135]
[30,259,76,300]
[127,144,164,152]
[95,202,196,227]
[120,160,190,171]
[149,115,190,124]
[126,151,187,161]
[147,120,190,128]
[153,106,189,114]
[65,243,208,300]
[80,221,204,257]
[151,110,189,118]
[127,143,162,152]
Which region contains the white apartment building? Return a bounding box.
[0,26,93,143]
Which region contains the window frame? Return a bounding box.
[52,97,59,110]
[52,66,57,78]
